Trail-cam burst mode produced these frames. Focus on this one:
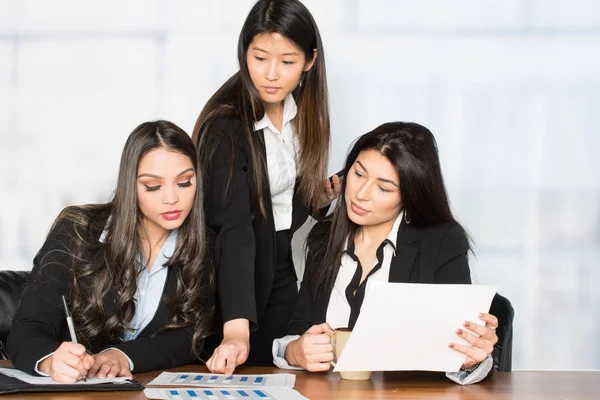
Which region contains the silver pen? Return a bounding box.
[61,295,87,382]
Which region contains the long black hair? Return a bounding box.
[46,120,213,356]
[311,121,466,293]
[193,0,330,214]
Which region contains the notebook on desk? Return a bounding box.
[0,367,144,395]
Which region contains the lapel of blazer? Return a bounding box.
[255,127,277,253]
[255,129,275,222]
[100,267,176,342]
[388,222,419,283]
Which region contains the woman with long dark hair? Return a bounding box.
[7,121,213,383]
[274,122,499,384]
[193,0,340,373]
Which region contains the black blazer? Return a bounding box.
[204,117,312,329]
[7,212,198,375]
[287,219,472,336]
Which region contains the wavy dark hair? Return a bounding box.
[310,121,468,294]
[192,0,330,214]
[45,120,213,357]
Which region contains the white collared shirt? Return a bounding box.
[124,229,176,341]
[254,93,299,231]
[325,212,403,329]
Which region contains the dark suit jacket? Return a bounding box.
[7,211,198,375]
[287,218,495,380]
[287,218,472,336]
[204,117,312,329]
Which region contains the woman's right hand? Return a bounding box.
[206,319,250,377]
[285,323,335,372]
[38,342,94,383]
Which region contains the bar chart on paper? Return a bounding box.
[147,372,296,388]
[143,388,308,400]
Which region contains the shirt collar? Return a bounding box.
[253,93,297,133]
[149,229,178,274]
[342,211,404,264]
[385,211,404,255]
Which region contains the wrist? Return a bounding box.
[111,349,129,366]
[285,340,299,367]
[38,355,53,375]
[223,319,250,340]
[460,362,481,374]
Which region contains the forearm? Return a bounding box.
[110,326,197,372]
[223,319,250,340]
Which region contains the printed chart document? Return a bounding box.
[148,372,296,388]
[334,282,497,373]
[0,367,132,385]
[144,388,308,400]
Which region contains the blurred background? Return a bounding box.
[0,0,598,370]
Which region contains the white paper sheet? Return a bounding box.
[147,372,296,388]
[333,282,497,372]
[144,388,308,400]
[0,367,132,385]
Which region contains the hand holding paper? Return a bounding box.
[450,312,499,368]
[333,282,497,373]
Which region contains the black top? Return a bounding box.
[7,210,198,375]
[287,219,472,336]
[344,238,394,329]
[203,117,315,329]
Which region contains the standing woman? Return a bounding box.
[8,121,213,383]
[193,0,340,373]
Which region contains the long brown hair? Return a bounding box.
[192,0,330,214]
[310,122,467,294]
[43,120,213,357]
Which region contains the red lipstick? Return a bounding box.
[161,210,182,221]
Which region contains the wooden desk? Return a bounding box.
[1,362,599,399]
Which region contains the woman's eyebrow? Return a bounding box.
[137,168,194,179]
[355,160,398,187]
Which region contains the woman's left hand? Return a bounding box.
[318,175,342,208]
[449,312,499,369]
[87,349,133,379]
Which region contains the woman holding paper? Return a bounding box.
[273,122,499,384]
[7,121,213,383]
[193,0,340,373]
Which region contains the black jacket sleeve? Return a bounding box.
[7,220,75,375]
[286,269,315,337]
[110,325,197,373]
[8,218,200,375]
[286,220,330,336]
[205,119,258,327]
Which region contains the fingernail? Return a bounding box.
[479,313,485,317]
[448,343,454,348]
[463,321,470,328]
[456,328,463,335]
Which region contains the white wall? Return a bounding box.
[1,0,598,370]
